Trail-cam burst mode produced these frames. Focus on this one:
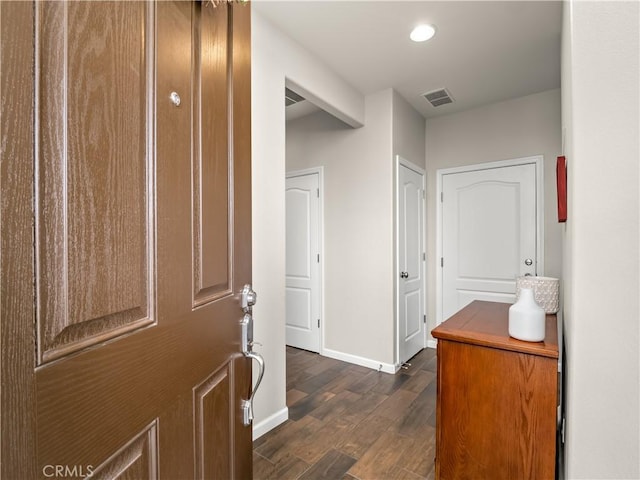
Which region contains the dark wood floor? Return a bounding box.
[253,346,438,480]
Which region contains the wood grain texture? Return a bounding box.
[289,389,336,421]
[158,390,194,480]
[432,301,558,479]
[253,451,311,480]
[431,300,559,359]
[35,1,154,363]
[192,0,231,305]
[194,364,232,479]
[293,416,357,465]
[65,2,148,324]
[230,0,252,284]
[256,415,324,465]
[2,1,254,477]
[338,414,394,460]
[91,421,158,479]
[371,388,419,421]
[0,2,38,478]
[255,347,438,479]
[230,4,254,476]
[298,449,356,480]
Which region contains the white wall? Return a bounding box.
[286,90,426,368]
[251,12,365,436]
[286,90,396,367]
[561,1,640,478]
[424,89,563,333]
[392,90,426,170]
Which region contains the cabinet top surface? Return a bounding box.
[431,301,559,358]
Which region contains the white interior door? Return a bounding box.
[286,171,321,352]
[397,159,426,365]
[441,161,539,322]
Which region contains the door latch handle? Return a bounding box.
[239,285,264,426]
[241,314,253,354]
[242,351,265,426]
[400,271,409,279]
[240,314,263,353]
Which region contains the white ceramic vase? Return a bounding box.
[508,287,546,342]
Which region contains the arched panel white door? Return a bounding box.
[397,160,426,365]
[285,172,321,352]
[441,162,539,322]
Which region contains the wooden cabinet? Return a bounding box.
[431,301,558,480]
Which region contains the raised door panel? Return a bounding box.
[286,188,311,279]
[457,182,520,281]
[402,180,421,281]
[192,1,232,306]
[194,365,233,479]
[404,291,421,338]
[286,288,312,330]
[35,1,155,363]
[91,422,158,479]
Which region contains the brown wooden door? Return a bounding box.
[1,1,253,478]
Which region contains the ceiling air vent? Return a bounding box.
[285,87,305,107]
[423,88,454,107]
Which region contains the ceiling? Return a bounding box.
[252,1,562,120]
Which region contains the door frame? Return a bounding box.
[395,156,427,366]
[435,155,544,329]
[285,166,325,355]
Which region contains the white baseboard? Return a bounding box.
[322,348,399,374]
[252,407,288,440]
[427,339,437,349]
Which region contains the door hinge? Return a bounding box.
[317,188,320,198]
[423,252,426,261]
[317,253,320,263]
[440,257,444,267]
[423,314,426,324]
[317,319,320,328]
[440,192,443,202]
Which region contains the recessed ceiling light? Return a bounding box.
[410,24,436,42]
